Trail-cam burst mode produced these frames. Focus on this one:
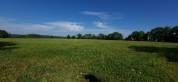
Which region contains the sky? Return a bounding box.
[0,0,178,37]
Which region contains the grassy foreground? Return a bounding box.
[0,38,178,82]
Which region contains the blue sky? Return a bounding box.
[0,0,178,37]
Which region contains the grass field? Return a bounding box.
[0,38,178,82]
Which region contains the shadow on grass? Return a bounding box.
[84,74,101,82]
[129,46,178,62]
[0,41,18,50]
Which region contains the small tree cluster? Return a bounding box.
[0,30,9,38]
[66,32,123,40]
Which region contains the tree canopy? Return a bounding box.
[107,32,123,40]
[0,30,9,38]
[126,26,178,42]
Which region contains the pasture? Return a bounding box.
[0,38,178,82]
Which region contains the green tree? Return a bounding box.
[71,35,76,39]
[107,32,123,40]
[0,30,9,38]
[91,34,96,39]
[149,27,171,42]
[77,33,82,39]
[97,33,107,39]
[149,27,165,41]
[170,26,178,42]
[127,31,145,41]
[67,35,71,39]
[83,34,92,39]
[163,26,172,42]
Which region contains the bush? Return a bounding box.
[0,30,9,38]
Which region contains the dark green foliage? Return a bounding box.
[149,26,176,42]
[25,34,64,38]
[127,31,146,41]
[71,35,76,39]
[129,46,178,62]
[83,34,93,39]
[0,41,17,50]
[0,30,9,38]
[10,34,64,38]
[149,27,168,42]
[67,35,71,39]
[77,33,82,39]
[97,33,107,39]
[170,26,178,42]
[91,34,97,39]
[126,26,178,42]
[67,32,123,40]
[26,34,43,38]
[107,32,123,40]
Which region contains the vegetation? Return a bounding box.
[0,38,178,82]
[107,32,123,40]
[1,25,178,42]
[10,34,65,38]
[66,26,178,43]
[67,32,123,40]
[127,26,178,42]
[0,30,9,38]
[126,31,147,41]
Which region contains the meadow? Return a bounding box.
[0,38,178,82]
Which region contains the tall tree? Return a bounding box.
[67,35,71,39]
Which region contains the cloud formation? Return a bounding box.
[0,18,84,34]
[0,17,131,37]
[46,21,84,31]
[82,11,124,30]
[82,11,110,20]
[94,21,108,29]
[82,11,123,20]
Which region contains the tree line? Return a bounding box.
[10,34,64,38]
[67,32,123,40]
[126,26,178,42]
[0,30,64,38]
[0,25,178,42]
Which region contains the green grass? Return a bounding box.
[0,38,178,82]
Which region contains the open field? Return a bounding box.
[0,38,178,82]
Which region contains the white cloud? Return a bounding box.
[82,11,110,20]
[82,11,123,20]
[82,11,124,31]
[46,21,84,31]
[0,19,85,34]
[0,17,131,37]
[94,21,108,29]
